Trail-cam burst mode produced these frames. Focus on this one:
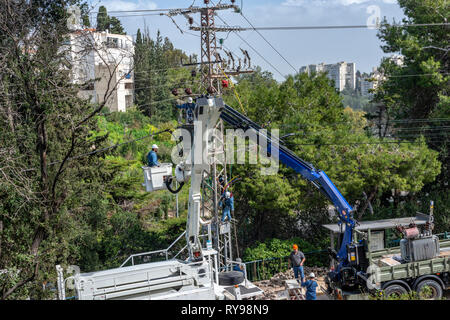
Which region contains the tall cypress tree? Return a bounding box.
[96,6,109,31]
[96,6,125,34]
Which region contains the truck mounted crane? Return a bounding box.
[168,97,359,284]
[56,96,360,300]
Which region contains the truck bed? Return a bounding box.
[371,239,450,283]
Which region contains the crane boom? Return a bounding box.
[220,104,356,266]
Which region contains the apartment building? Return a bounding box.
[360,68,384,97]
[300,61,356,92]
[66,29,135,112]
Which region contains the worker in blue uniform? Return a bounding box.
[301,272,319,300]
[177,97,196,124]
[233,258,245,274]
[219,191,234,222]
[147,144,160,167]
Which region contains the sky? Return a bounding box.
[86,0,406,81]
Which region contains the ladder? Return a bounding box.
[283,280,305,300]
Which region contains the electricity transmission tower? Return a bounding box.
[166,0,253,269]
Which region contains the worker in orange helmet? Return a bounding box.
[289,244,305,282]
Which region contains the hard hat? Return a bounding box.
[236,258,242,263]
[187,97,193,103]
[293,244,298,250]
[225,191,231,198]
[309,272,315,278]
[152,144,158,149]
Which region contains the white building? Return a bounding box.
[389,54,404,67]
[360,68,384,97]
[300,61,356,92]
[65,29,135,112]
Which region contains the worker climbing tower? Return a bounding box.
[202,118,234,271]
[168,0,253,270]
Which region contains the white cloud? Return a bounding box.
[97,0,158,12]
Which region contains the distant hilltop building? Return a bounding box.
[299,61,356,92]
[64,13,135,113]
[359,54,403,97]
[389,54,404,67]
[360,67,384,97]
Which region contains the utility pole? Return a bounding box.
[166,1,252,93]
[166,0,253,268]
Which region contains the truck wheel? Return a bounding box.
[415,279,443,300]
[383,284,408,298]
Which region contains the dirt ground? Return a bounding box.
[252,268,449,300]
[252,267,329,300]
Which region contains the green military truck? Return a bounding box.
[323,214,450,300]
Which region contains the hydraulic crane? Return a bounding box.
[219,104,357,267]
[169,98,359,280]
[56,95,359,300]
[219,104,360,278]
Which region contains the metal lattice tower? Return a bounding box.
[166,1,252,269]
[200,6,219,94]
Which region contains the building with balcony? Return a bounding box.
[66,29,134,112]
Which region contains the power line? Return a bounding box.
[288,139,448,147]
[90,8,174,15]
[209,1,287,79]
[239,12,297,74]
[277,118,450,129]
[196,22,450,31]
[23,128,172,171]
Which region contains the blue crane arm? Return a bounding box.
[220,104,356,263]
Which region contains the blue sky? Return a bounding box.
[87,0,406,80]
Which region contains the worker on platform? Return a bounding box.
[301,272,319,300]
[233,258,245,274]
[177,97,196,124]
[219,190,234,222]
[289,244,305,282]
[147,144,160,167]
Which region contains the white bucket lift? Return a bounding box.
[142,163,173,192]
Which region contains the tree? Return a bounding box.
[95,6,125,34]
[0,0,126,299]
[109,16,124,34]
[375,0,449,183]
[134,29,194,122]
[229,70,440,245]
[96,5,109,31]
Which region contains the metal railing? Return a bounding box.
[243,249,328,282]
[120,230,187,267]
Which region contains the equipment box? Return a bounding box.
[142,164,173,192]
[400,235,440,262]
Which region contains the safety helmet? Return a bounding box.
[187,97,193,103]
[292,244,298,250]
[236,258,242,263]
[152,144,158,149]
[225,191,231,198]
[309,272,315,278]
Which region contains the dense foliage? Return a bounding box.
[229,71,440,256]
[0,0,448,299]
